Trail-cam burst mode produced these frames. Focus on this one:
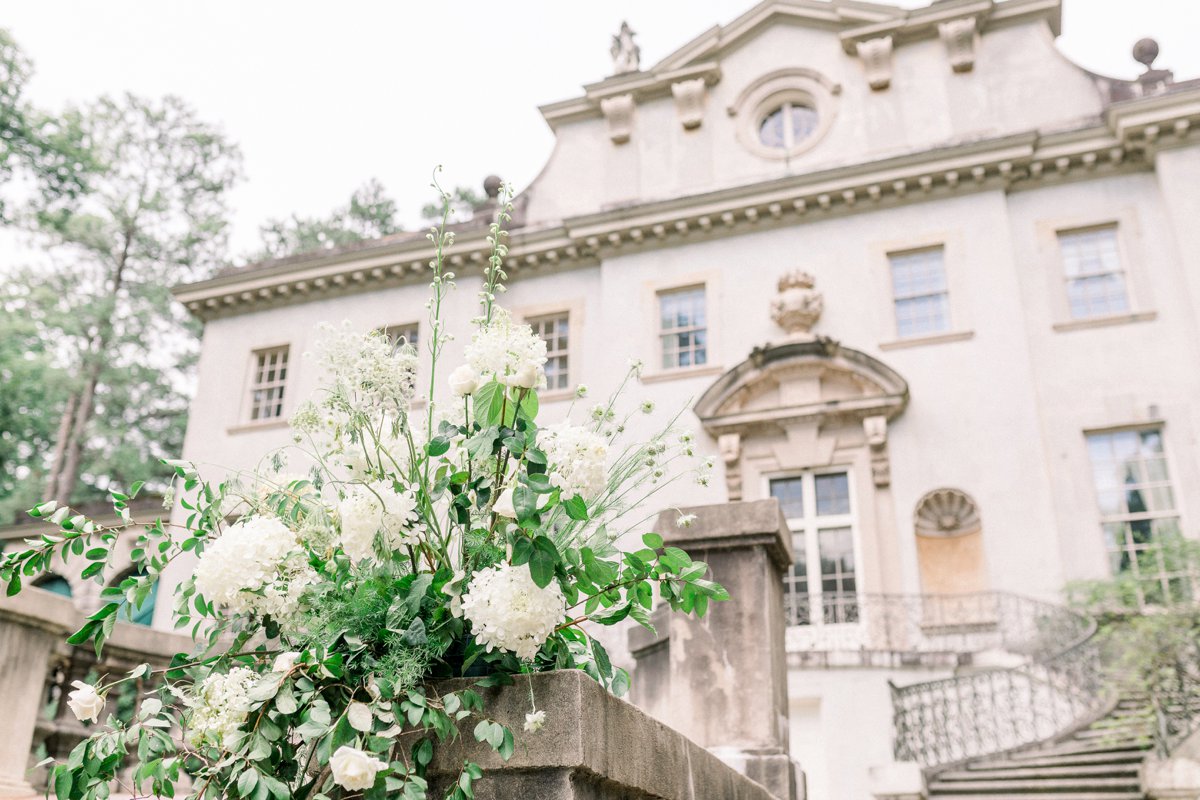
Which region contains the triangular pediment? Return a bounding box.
[654,0,904,73]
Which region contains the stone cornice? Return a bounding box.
[539,62,722,128]
[176,94,1200,321]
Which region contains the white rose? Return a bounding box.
[504,362,539,389]
[493,487,517,519]
[448,364,479,396]
[524,710,546,732]
[67,681,105,723]
[272,652,301,673]
[347,701,373,733]
[330,746,387,791]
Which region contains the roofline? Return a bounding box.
[176,87,1200,321]
[537,0,1061,128]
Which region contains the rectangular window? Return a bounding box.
[1086,428,1185,605]
[528,312,570,391]
[1059,226,1129,320]
[770,471,858,627]
[889,247,951,339]
[250,346,289,421]
[658,286,707,370]
[382,323,419,351]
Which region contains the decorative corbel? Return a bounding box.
[856,36,893,91]
[938,17,977,73]
[670,78,706,131]
[863,416,890,487]
[599,93,635,144]
[718,433,743,501]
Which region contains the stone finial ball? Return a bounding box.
[1133,37,1159,68]
[483,175,503,198]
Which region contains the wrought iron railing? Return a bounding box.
[884,592,1104,768]
[786,591,1092,658]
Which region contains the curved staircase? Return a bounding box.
[927,696,1154,799]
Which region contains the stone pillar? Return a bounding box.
[630,499,803,800]
[0,594,72,798]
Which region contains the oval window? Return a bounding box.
[758,102,819,151]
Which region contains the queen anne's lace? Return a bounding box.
[536,422,608,500]
[460,563,566,661]
[337,481,421,562]
[186,667,257,745]
[462,309,547,389]
[193,517,317,618]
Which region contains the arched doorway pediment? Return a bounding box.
[693,339,909,435]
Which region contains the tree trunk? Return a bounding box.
[44,224,136,506]
[44,392,78,501]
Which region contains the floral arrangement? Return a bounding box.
[0,180,726,800]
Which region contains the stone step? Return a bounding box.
[930,794,1144,800]
[968,750,1148,771]
[938,763,1140,782]
[1011,740,1151,760]
[929,776,1140,791]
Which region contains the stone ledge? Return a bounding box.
[655,499,793,570]
[431,670,778,800]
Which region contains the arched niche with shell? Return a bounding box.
[913,488,988,596]
[913,488,982,539]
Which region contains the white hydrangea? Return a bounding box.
[316,323,418,415]
[193,517,317,618]
[460,563,566,661]
[462,308,546,389]
[537,422,609,500]
[337,481,421,562]
[186,667,257,746]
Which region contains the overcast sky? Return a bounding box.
[3,0,1198,261]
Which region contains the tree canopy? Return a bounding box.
[254,178,402,261]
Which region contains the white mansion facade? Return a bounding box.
[168,1,1200,797]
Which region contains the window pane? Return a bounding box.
[1086,428,1181,599]
[1059,227,1129,320]
[770,478,805,520]
[890,248,950,338]
[250,346,289,420]
[659,287,706,369]
[382,323,419,350]
[529,313,570,390]
[815,473,850,516]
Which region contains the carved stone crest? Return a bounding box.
[770,271,824,340]
[914,488,982,538]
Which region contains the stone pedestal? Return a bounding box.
[868,761,927,800]
[431,670,778,800]
[629,499,803,800]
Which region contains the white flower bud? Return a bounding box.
[448,364,479,397]
[330,746,387,791]
[524,710,546,732]
[67,681,105,723]
[504,362,539,389]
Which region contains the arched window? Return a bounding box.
[113,569,157,627]
[33,573,73,598]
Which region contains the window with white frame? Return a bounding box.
[658,286,707,370]
[889,247,951,339]
[249,346,289,421]
[528,312,570,391]
[1086,428,1186,605]
[1059,226,1130,320]
[382,322,419,351]
[769,471,858,627]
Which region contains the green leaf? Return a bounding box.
[525,473,554,493]
[5,573,20,597]
[563,495,588,521]
[473,381,506,426]
[401,616,427,646]
[518,389,539,420]
[513,486,538,520]
[510,537,533,567]
[642,532,664,549]
[528,536,559,589]
[591,638,613,680]
[426,436,451,457]
[237,768,259,798]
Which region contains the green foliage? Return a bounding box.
[419,185,484,224]
[254,178,401,261]
[1,185,727,800]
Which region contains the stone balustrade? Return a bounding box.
[0,587,192,798]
